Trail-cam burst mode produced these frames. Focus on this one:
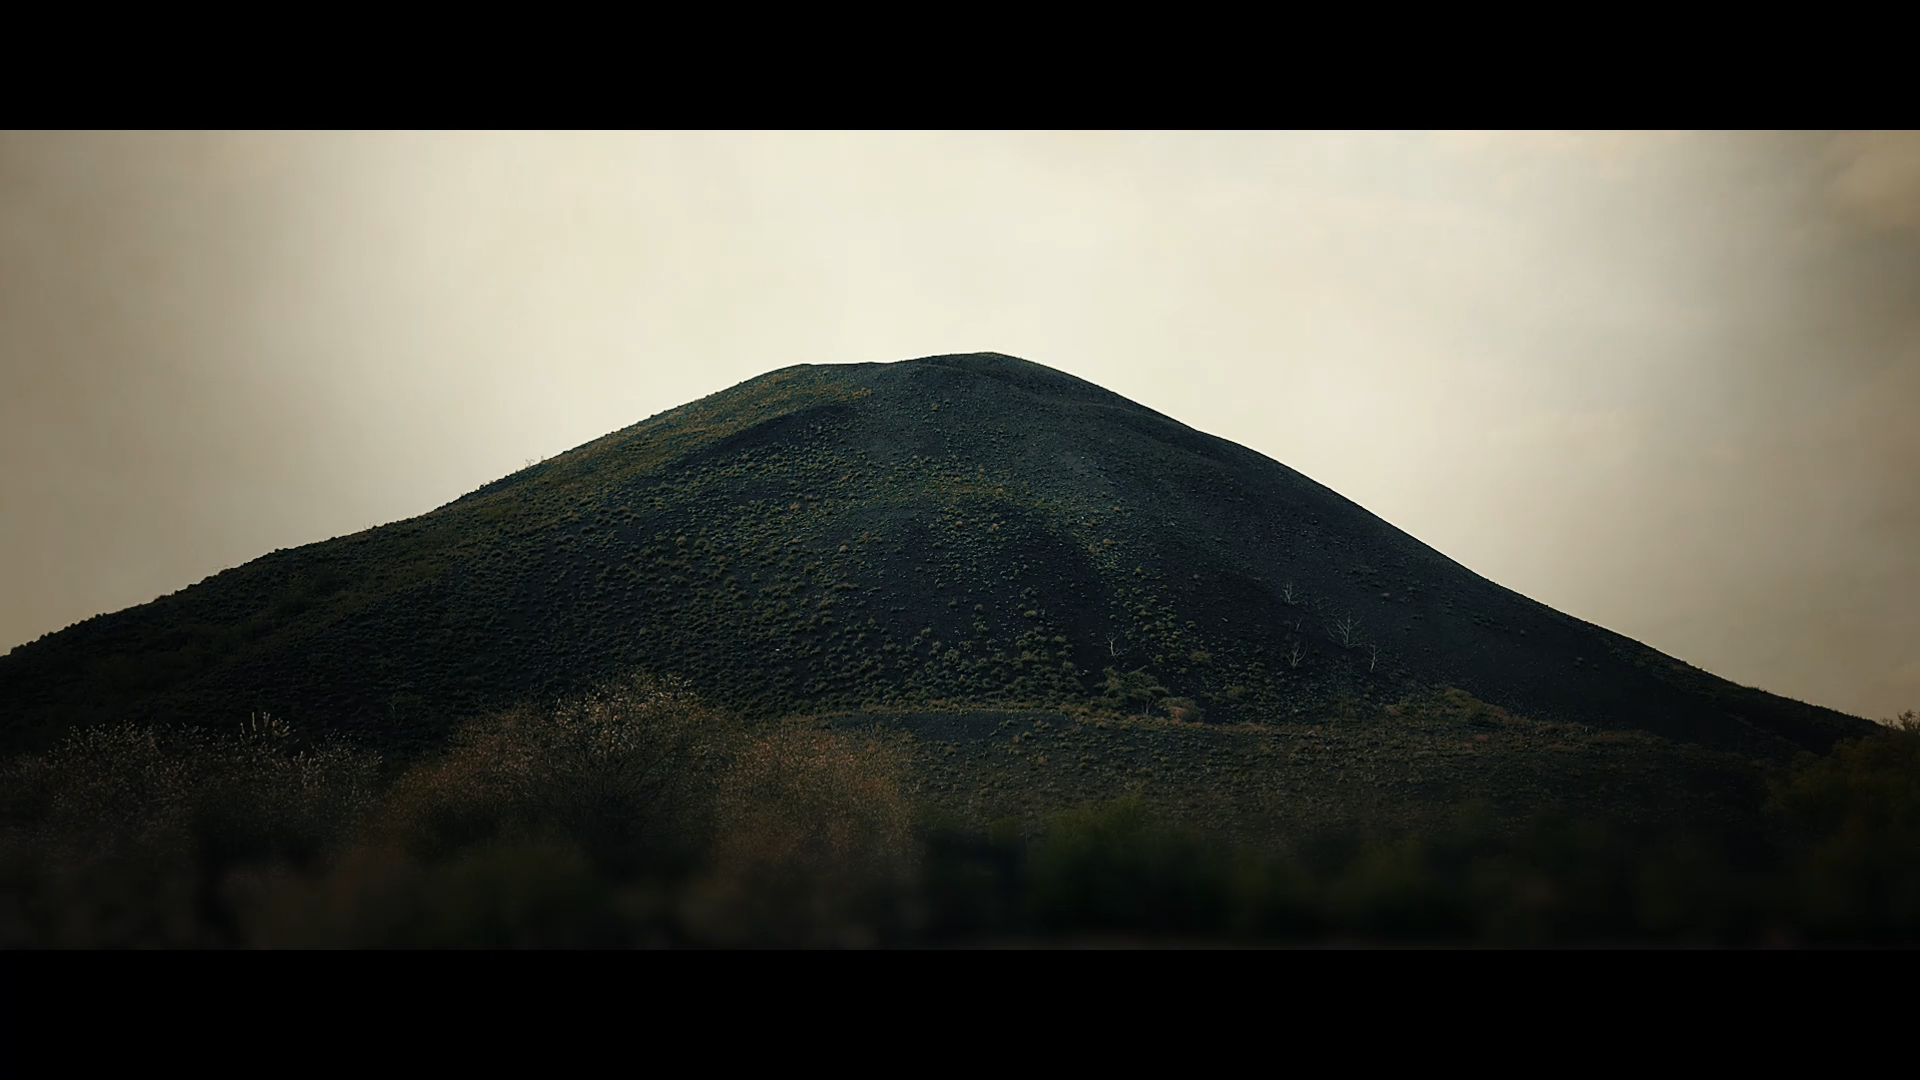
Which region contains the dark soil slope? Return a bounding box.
[0,353,1874,760]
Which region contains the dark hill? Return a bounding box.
[0,352,1874,767]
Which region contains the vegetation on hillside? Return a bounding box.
[4,676,1913,948]
[1,354,1890,947]
[1,355,1868,762]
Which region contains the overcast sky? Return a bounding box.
[2,130,1915,722]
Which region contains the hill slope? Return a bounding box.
[0,352,1873,764]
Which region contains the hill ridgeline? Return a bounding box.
[0,352,1873,761]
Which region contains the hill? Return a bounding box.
[0,352,1873,793]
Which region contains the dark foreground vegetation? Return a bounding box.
[4,675,1915,949]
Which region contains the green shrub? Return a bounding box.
[1025,795,1239,937]
[1769,710,1920,941]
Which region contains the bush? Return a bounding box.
[1769,710,1920,941]
[0,716,379,947]
[231,839,632,949]
[679,723,918,947]
[1025,795,1240,938]
[374,675,737,877]
[9,689,1919,948]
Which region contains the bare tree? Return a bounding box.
[1329,614,1364,649]
[1286,642,1306,669]
[1280,581,1300,606]
[1104,634,1130,659]
[1367,643,1380,672]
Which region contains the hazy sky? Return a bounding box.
[2,130,1915,722]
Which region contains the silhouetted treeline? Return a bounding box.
[3,680,1915,948]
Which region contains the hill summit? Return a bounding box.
[0,352,1872,761]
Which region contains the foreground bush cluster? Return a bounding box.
[2,683,1916,948]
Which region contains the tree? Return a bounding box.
[1103,667,1167,716]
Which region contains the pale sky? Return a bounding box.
[2,130,1915,722]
